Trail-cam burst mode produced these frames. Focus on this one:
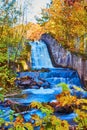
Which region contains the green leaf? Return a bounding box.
[8,128,14,130]
[0,94,4,102]
[24,123,33,130]
[0,118,5,126]
[57,83,69,91]
[15,125,23,130]
[9,115,14,121]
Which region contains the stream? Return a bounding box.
[0,40,87,129]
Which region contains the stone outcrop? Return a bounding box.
[15,75,50,89]
[40,34,87,88]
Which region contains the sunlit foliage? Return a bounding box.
[0,0,23,88]
[39,0,87,53]
[26,23,45,41]
[74,109,87,130]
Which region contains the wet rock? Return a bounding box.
[3,99,20,107]
[55,105,73,114]
[39,78,50,88]
[3,99,30,113]
[16,75,51,89]
[30,80,40,87]
[30,85,40,89]
[15,76,32,86]
[49,102,73,114]
[15,76,41,89]
[69,125,77,130]
[40,68,49,72]
[20,80,31,86]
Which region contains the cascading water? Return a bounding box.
[30,40,53,69]
[1,39,86,129]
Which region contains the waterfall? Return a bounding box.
[30,40,53,69]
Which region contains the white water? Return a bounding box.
[30,40,53,69]
[31,87,55,94]
[22,87,62,95]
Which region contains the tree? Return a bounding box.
[0,0,23,88]
[0,0,22,65]
[38,0,87,53]
[25,22,45,41]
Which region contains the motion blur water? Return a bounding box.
[30,40,53,69]
[0,39,86,128]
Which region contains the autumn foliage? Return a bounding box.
[26,23,45,41]
[40,0,87,53]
